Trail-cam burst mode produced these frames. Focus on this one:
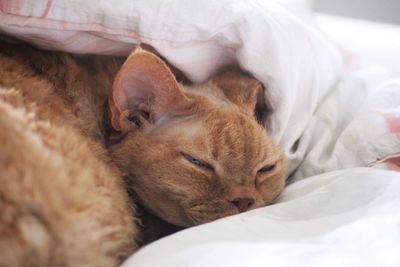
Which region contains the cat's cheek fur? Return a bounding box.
[185,201,238,225]
[129,179,192,226]
[257,160,287,203]
[109,134,194,226]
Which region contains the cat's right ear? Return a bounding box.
[109,48,193,132]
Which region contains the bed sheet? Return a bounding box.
[122,168,400,267]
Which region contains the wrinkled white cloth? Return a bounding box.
[122,168,400,267]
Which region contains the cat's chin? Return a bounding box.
[183,201,241,226]
[148,201,240,227]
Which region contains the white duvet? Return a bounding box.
[122,168,400,267]
[1,0,400,266]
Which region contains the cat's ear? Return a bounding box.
[212,71,272,124]
[109,48,193,132]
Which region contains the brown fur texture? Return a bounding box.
[0,39,286,266]
[0,42,137,267]
[109,50,286,226]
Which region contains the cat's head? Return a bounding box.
[108,48,286,227]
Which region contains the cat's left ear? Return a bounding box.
[212,71,272,124]
[109,48,193,132]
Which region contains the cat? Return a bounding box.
[0,38,286,266]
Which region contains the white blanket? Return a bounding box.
[1,0,400,266]
[122,168,400,267]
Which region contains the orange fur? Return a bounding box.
[0,40,286,266]
[109,50,286,227]
[0,42,136,267]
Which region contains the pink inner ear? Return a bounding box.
[122,76,153,111]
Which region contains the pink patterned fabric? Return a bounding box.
[384,113,400,139]
[381,113,400,170]
[0,0,145,55]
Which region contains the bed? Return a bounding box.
[1,0,400,266]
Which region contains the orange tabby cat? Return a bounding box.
[0,39,286,266]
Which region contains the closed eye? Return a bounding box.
[257,164,276,174]
[180,152,214,171]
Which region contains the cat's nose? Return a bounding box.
[231,197,255,213]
